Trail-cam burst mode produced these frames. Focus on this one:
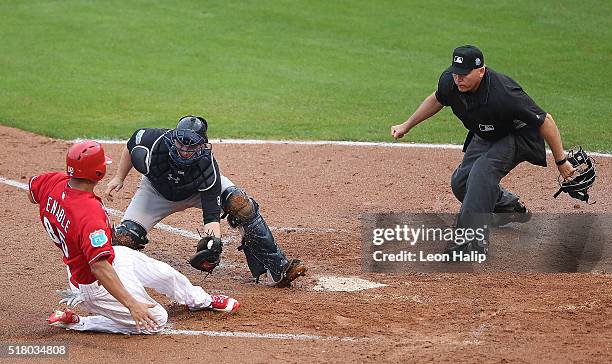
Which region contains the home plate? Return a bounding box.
[313,276,387,292]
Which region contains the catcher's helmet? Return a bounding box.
[66,141,112,182]
[553,147,596,202]
[164,115,211,168]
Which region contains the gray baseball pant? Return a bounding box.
[450,134,521,232]
[122,175,235,232]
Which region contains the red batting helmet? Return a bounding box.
[66,141,112,182]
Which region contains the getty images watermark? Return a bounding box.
[361,213,611,273]
[372,224,487,263]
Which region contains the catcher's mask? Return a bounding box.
[164,115,212,168]
[553,147,596,202]
[66,140,112,182]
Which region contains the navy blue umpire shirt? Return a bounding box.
[435,67,548,166]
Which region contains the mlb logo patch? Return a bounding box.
[89,229,109,247]
[454,56,463,64]
[479,124,495,132]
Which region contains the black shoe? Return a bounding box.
[492,199,532,227]
[470,239,489,255]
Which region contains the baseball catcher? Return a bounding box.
[105,115,307,287]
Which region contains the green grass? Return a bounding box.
[1,0,610,151]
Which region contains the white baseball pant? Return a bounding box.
[66,246,212,334]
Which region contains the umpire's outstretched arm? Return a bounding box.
[391,92,444,139]
[539,114,575,179]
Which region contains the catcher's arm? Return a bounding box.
[191,199,222,272]
[104,147,133,200]
[203,222,221,238]
[191,174,223,272]
[538,114,575,179]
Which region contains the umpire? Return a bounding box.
[391,45,575,254]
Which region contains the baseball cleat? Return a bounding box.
[206,294,240,314]
[276,259,307,288]
[47,309,80,328]
[492,199,532,227]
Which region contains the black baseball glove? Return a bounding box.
[189,236,223,273]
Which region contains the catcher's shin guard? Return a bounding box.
[222,186,291,283]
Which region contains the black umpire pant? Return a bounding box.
[451,134,521,235]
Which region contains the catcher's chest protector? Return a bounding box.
[142,138,218,201]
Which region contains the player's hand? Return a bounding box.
[104,176,124,201]
[127,301,159,333]
[558,160,576,180]
[391,123,409,140]
[56,289,84,308]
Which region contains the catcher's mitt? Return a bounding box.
[553,147,596,202]
[189,236,223,273]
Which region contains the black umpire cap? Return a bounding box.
[449,45,484,75]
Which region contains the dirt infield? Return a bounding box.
[1,125,610,363]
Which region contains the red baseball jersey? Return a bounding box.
[29,172,115,287]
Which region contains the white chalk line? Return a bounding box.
[82,138,612,158]
[1,175,370,341]
[107,208,348,237]
[0,177,28,190]
[0,177,347,236]
[161,329,356,342]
